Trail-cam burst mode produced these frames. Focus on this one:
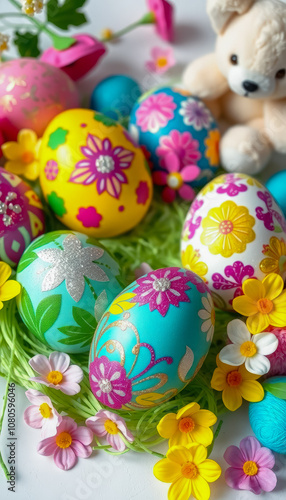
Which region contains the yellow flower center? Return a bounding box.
[240,341,257,358]
[39,402,52,419]
[181,462,199,479]
[157,57,168,68]
[227,370,242,387]
[104,419,119,435]
[211,308,215,326]
[167,172,183,190]
[257,298,273,314]
[56,432,72,449]
[47,370,63,385]
[219,220,233,235]
[21,151,35,164]
[243,461,258,476]
[179,417,195,434]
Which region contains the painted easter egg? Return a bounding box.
[90,75,142,120]
[89,267,214,410]
[129,87,220,187]
[0,58,80,140]
[39,109,153,238]
[16,231,124,354]
[0,168,45,266]
[181,173,286,311]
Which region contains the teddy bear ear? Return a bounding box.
[207,0,256,34]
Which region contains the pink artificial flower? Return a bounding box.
[131,267,191,317]
[89,356,132,410]
[29,352,83,396]
[224,436,277,495]
[147,0,174,42]
[37,416,93,471]
[69,135,134,199]
[145,46,175,74]
[266,327,286,377]
[86,410,134,452]
[24,389,62,438]
[136,92,176,133]
[134,262,153,279]
[40,34,106,81]
[156,130,201,167]
[153,153,200,203]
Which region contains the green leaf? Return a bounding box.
[35,295,62,339]
[58,305,97,348]
[19,287,37,333]
[50,34,76,50]
[263,382,286,400]
[94,113,117,127]
[17,251,38,273]
[14,31,40,58]
[47,0,87,30]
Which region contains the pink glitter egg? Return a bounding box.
[266,327,286,377]
[0,58,80,140]
[0,167,45,267]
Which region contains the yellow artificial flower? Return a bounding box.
[233,273,286,334]
[260,237,286,276]
[181,245,208,281]
[211,355,264,412]
[2,129,41,181]
[157,402,217,448]
[154,443,221,500]
[204,129,220,166]
[0,262,21,310]
[200,200,255,258]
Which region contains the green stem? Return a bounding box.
[8,0,76,50]
[0,452,9,480]
[100,11,155,42]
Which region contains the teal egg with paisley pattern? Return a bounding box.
[16,230,124,353]
[89,267,214,410]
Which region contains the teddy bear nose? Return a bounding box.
[242,80,259,93]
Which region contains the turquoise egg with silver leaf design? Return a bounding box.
[89,267,215,410]
[16,231,124,353]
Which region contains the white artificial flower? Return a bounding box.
[219,319,278,376]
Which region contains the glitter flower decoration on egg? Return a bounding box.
[37,234,109,302]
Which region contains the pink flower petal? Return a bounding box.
[24,406,44,429]
[29,377,50,387]
[225,467,246,490]
[254,447,275,469]
[86,416,107,437]
[107,433,126,452]
[71,441,93,459]
[58,416,78,435]
[37,436,57,456]
[116,421,134,442]
[256,469,277,492]
[41,414,62,439]
[178,184,196,202]
[162,186,176,203]
[181,165,200,182]
[49,352,70,373]
[243,475,262,495]
[240,436,261,462]
[29,354,51,376]
[54,447,77,471]
[164,152,180,173]
[25,389,51,406]
[223,446,244,468]
[63,364,84,384]
[145,61,157,72]
[152,171,168,186]
[72,426,93,446]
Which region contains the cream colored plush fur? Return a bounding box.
[183,0,286,174]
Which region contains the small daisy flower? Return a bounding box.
[21,0,44,16]
[86,410,134,452]
[145,46,175,74]
[29,352,83,396]
[219,319,278,376]
[0,34,9,54]
[24,389,62,438]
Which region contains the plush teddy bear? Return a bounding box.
[183,0,286,175]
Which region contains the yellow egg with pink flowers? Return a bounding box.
[39,109,153,237]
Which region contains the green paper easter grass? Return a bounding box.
[0,189,235,466]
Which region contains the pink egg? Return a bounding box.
[0,58,80,140]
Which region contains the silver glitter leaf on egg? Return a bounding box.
[37,234,109,302]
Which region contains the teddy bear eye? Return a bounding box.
[276,69,286,79]
[230,55,238,65]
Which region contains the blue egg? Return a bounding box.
[16,230,124,354]
[266,171,286,217]
[89,267,214,410]
[90,75,142,120]
[129,87,220,187]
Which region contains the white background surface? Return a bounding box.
[0,0,286,499]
